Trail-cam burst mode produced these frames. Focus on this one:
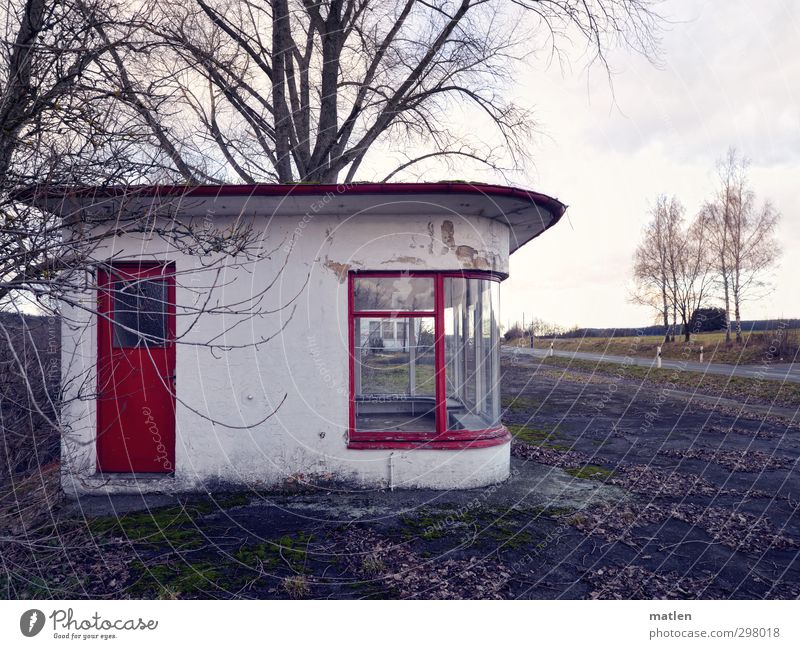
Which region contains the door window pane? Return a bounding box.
[353,276,434,312]
[112,279,168,348]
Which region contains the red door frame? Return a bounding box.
[96,261,176,473]
[348,270,510,450]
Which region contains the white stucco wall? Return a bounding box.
[60,204,511,495]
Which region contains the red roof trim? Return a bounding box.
[15,181,567,221]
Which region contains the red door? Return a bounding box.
[97,263,176,473]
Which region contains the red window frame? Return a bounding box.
[348,270,510,450]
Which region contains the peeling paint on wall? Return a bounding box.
[441,219,456,250]
[455,245,492,270]
[383,255,424,265]
[323,257,351,283]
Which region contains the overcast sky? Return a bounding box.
[497,0,800,330]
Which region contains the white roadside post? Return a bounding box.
[700,345,704,363]
[657,345,662,369]
[549,340,554,357]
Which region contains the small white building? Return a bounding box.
[22,182,565,495]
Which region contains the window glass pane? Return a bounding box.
[112,279,168,348]
[443,277,500,430]
[353,276,434,312]
[354,317,436,432]
[481,280,500,423]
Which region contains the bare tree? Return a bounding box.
[0,0,175,189]
[702,148,781,343]
[667,211,714,343]
[0,1,301,496]
[702,149,740,344]
[633,195,714,343]
[109,0,663,184]
[632,195,678,343]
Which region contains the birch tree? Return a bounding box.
[702,149,781,343]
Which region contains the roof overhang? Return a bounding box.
[13,182,567,253]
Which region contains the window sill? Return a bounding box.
[93,472,175,480]
[347,426,510,450]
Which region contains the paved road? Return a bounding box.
[504,346,800,383]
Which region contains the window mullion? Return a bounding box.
[434,273,446,435]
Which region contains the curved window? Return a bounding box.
[443,277,500,430]
[349,271,504,447]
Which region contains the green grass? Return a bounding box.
[361,351,436,393]
[536,355,800,408]
[508,328,800,366]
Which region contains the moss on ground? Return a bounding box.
[564,465,614,481]
[396,504,574,555]
[235,532,312,573]
[123,530,315,597]
[89,504,211,548]
[502,395,540,412]
[399,507,472,540]
[88,494,253,550]
[127,560,223,598]
[506,424,568,450]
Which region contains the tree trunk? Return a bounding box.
[722,269,731,344]
[734,297,743,343]
[307,5,343,181]
[661,285,670,344]
[0,0,47,181]
[271,0,294,182]
[671,304,677,343]
[732,260,743,342]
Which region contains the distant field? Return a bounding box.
[529,354,800,407]
[506,328,800,365]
